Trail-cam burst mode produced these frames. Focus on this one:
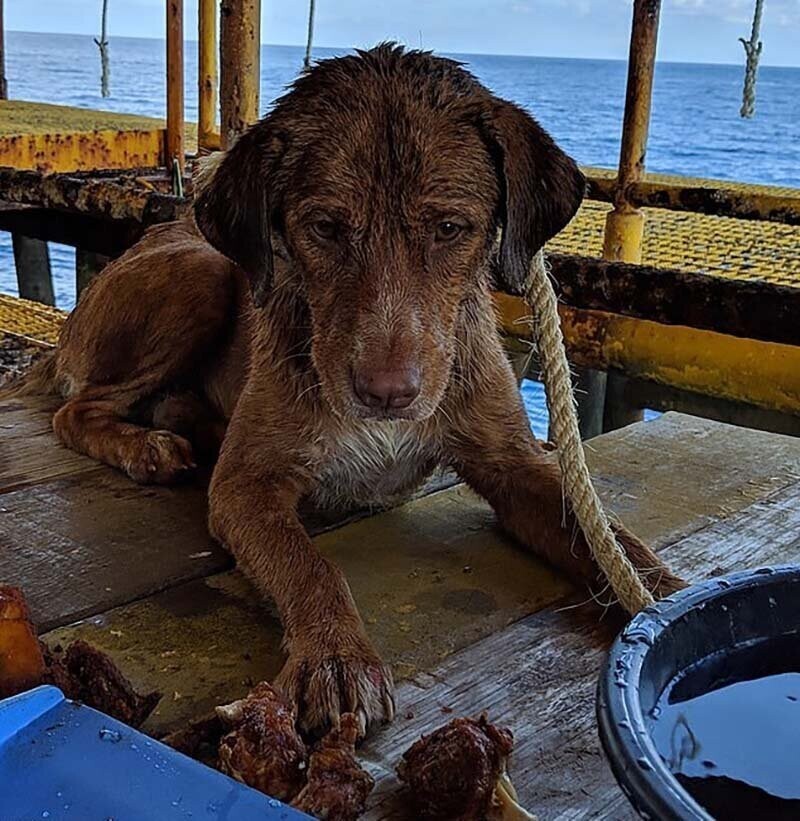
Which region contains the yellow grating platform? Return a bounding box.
[550,200,800,288]
[0,293,65,345]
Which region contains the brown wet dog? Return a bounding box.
[29,45,684,736]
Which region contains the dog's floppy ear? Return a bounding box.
[482,100,585,295]
[194,125,285,307]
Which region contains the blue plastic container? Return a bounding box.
[0,686,310,820]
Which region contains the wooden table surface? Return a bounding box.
[2,397,799,819]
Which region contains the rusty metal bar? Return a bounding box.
[0,168,190,225]
[495,294,800,419]
[198,0,218,151]
[586,173,800,226]
[546,252,800,348]
[615,1,661,213]
[166,0,185,175]
[596,0,662,431]
[220,0,261,148]
[603,0,661,263]
[13,234,54,306]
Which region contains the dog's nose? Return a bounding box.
[353,368,421,410]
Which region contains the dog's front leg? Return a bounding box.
[209,445,394,737]
[444,350,686,603]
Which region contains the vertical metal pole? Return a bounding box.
[599,0,662,432]
[606,0,661,259]
[0,0,8,100]
[2,5,55,307]
[13,235,54,306]
[220,0,261,148]
[166,0,185,175]
[198,0,218,151]
[303,0,316,71]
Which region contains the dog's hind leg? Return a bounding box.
[150,391,227,464]
[53,394,196,484]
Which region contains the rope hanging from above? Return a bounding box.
[739,0,764,118]
[525,250,655,615]
[95,0,111,98]
[303,0,317,73]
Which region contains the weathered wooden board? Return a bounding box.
[0,470,224,631]
[0,398,457,628]
[583,412,800,549]
[362,478,800,820]
[1,468,461,632]
[43,489,573,736]
[39,415,800,742]
[0,398,101,491]
[8,410,800,631]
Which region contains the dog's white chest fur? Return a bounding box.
[312,421,441,510]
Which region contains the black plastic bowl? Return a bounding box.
[597,565,800,820]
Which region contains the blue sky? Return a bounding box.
[6,1,800,67]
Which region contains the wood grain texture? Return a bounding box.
[0,399,461,629]
[0,470,223,631]
[361,479,800,820]
[0,468,460,632]
[43,487,574,737]
[10,400,800,819]
[0,398,100,492]
[37,415,800,750]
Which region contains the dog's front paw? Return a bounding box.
[125,430,196,484]
[275,635,395,739]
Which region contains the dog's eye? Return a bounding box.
[311,219,337,241]
[434,221,463,242]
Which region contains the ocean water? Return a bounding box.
[1,33,798,434]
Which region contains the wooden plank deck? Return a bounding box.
[2,397,800,818]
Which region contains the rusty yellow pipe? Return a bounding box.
[166,0,185,174]
[495,293,800,416]
[198,0,218,153]
[603,1,661,265]
[602,209,645,264]
[0,128,166,173]
[219,0,261,149]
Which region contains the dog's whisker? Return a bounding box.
[294,380,323,403]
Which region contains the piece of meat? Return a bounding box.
[397,715,536,820]
[292,713,374,821]
[162,712,226,764]
[0,587,159,727]
[217,682,308,802]
[0,586,45,698]
[40,641,80,697]
[61,639,161,727]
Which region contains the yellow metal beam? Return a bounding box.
[495,293,800,416]
[219,0,261,148]
[198,0,218,153]
[166,0,185,175]
[0,128,165,173]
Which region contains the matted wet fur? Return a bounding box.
[20,45,685,736]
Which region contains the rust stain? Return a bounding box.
[0,128,166,173]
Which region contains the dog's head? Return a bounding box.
[195,44,584,422]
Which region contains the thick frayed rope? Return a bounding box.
[739,0,764,119]
[525,250,654,614]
